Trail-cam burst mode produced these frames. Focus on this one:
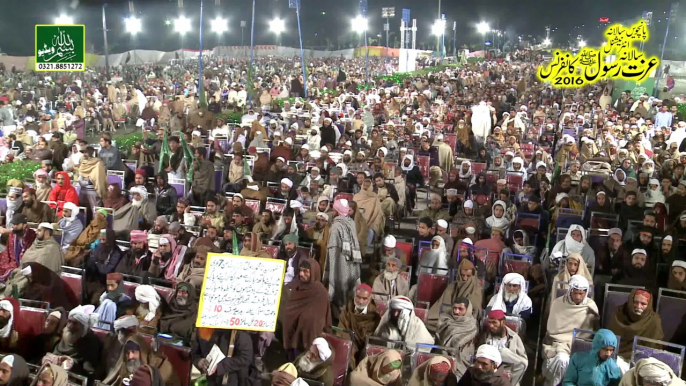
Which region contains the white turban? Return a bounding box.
[68,305,99,333]
[462,238,473,245]
[464,200,474,209]
[672,260,686,270]
[130,186,148,201]
[63,202,79,221]
[632,249,647,257]
[378,147,388,157]
[637,359,673,385]
[384,235,397,248]
[476,344,502,367]
[1,355,15,367]
[113,315,139,331]
[0,301,14,339]
[312,337,332,361]
[389,296,414,311]
[568,275,590,297]
[281,178,293,188]
[436,219,448,229]
[316,212,329,221]
[134,285,161,322]
[503,272,526,286]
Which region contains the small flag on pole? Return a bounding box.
[129,1,134,13]
[178,0,183,8]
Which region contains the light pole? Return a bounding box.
[211,16,228,46]
[351,15,368,84]
[54,15,74,25]
[269,17,285,45]
[174,15,192,56]
[124,17,141,64]
[240,20,246,51]
[382,7,395,68]
[432,18,446,58]
[477,21,490,57]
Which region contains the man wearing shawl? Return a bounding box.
[115,230,152,276]
[373,172,400,219]
[76,148,108,204]
[353,177,386,245]
[190,148,215,206]
[550,253,593,308]
[0,354,29,386]
[104,183,128,211]
[478,310,528,386]
[409,355,459,386]
[177,245,211,289]
[4,222,63,295]
[0,298,32,358]
[47,172,79,217]
[113,186,157,238]
[19,262,78,311]
[57,203,83,253]
[486,273,532,321]
[307,212,331,270]
[454,345,510,386]
[542,275,600,386]
[134,285,165,330]
[293,337,335,386]
[191,328,255,386]
[32,363,69,386]
[281,257,332,361]
[428,259,482,333]
[452,200,484,236]
[619,358,686,386]
[0,214,35,280]
[608,288,664,361]
[33,169,52,202]
[19,188,55,224]
[337,284,381,369]
[148,234,186,281]
[349,350,403,386]
[547,224,596,275]
[562,328,621,386]
[325,199,362,317]
[374,296,434,353]
[436,298,479,378]
[668,260,686,291]
[94,273,131,330]
[64,209,107,266]
[420,193,451,224]
[372,256,410,302]
[158,283,198,343]
[104,334,179,386]
[434,134,455,172]
[49,305,103,378]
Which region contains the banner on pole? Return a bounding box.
[402,9,410,24]
[289,0,298,9]
[359,0,368,15]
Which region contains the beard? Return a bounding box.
[117,331,128,345]
[378,371,394,384]
[473,368,495,382]
[0,316,10,329]
[354,302,367,312]
[296,355,321,373]
[136,305,150,318]
[176,297,188,306]
[126,358,141,374]
[384,270,399,281]
[633,307,645,315]
[61,328,80,345]
[131,199,143,208]
[504,291,519,302]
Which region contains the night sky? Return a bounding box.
[0,0,675,56]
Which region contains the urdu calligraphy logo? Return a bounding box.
[537,20,659,88]
[35,24,86,72]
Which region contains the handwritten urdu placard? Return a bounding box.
[196,253,286,332]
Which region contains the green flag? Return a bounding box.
[243,158,251,178]
[158,130,172,174]
[180,134,196,184]
[232,230,239,254]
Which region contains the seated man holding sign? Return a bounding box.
[191,328,256,386]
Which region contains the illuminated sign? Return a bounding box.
[537,20,659,88]
[599,17,610,23]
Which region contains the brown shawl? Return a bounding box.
[103,183,127,210]
[78,157,108,199]
[352,203,370,256]
[426,259,483,334]
[353,186,386,238]
[280,258,332,350]
[337,298,381,369]
[64,213,107,264]
[307,223,331,272]
[239,235,271,259]
[608,289,664,359]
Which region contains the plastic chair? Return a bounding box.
[515,213,541,231]
[656,288,686,341]
[106,170,125,189]
[122,275,144,299]
[60,266,84,304]
[631,336,685,377]
[603,284,644,328]
[168,178,187,198]
[413,343,457,369]
[325,328,354,386]
[570,329,620,359]
[555,208,584,229]
[262,245,280,260]
[150,278,175,303]
[159,342,193,386]
[472,162,487,175]
[395,240,414,267]
[364,336,406,358]
[266,198,287,217]
[499,253,533,276]
[18,305,48,337]
[244,199,261,217]
[416,271,449,306]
